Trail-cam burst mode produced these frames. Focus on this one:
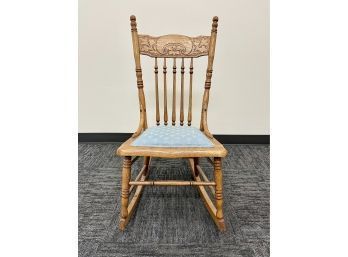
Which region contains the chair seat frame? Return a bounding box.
[116,15,227,231]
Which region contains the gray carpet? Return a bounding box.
[79,143,270,257]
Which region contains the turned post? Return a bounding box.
[200,16,218,138]
[172,58,177,125]
[180,58,185,126]
[214,157,225,230]
[143,156,150,176]
[188,58,193,126]
[163,58,168,125]
[154,58,160,125]
[130,15,147,132]
[120,156,131,228]
[193,157,199,177]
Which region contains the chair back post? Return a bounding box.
[200,16,218,138]
[130,15,148,133]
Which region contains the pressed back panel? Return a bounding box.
[130,15,218,136]
[138,34,210,58]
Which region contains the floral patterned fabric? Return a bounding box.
[131,125,214,148]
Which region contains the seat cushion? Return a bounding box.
[131,125,214,148]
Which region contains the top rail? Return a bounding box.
[138,34,210,58]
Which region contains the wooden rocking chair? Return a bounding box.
[116,15,227,231]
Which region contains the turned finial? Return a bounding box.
[130,15,137,32]
[212,16,219,32]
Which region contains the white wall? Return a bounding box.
[79,0,269,134]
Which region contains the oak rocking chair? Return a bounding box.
[116,15,227,231]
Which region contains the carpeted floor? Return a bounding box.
[79,143,269,257]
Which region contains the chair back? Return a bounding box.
[130,15,219,137]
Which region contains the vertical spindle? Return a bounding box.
[180,58,185,126]
[155,58,160,125]
[188,58,193,126]
[163,58,168,125]
[172,58,177,126]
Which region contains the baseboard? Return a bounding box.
[78,133,132,143]
[213,135,270,144]
[78,133,270,144]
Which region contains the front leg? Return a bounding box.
[214,157,226,231]
[119,156,131,230]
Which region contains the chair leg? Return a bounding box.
[143,156,150,176]
[214,157,226,231]
[193,157,199,177]
[119,156,131,230]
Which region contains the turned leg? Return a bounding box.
[214,157,226,231]
[143,156,150,176]
[119,156,131,230]
[193,157,199,177]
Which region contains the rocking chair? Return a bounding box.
[116,15,227,231]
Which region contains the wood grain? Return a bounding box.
[117,135,227,158]
[119,16,226,231]
[188,58,193,126]
[188,158,226,231]
[180,58,185,126]
[119,156,131,230]
[196,164,215,196]
[154,58,160,125]
[130,15,147,135]
[200,16,218,138]
[129,180,216,186]
[138,34,210,58]
[163,58,168,125]
[172,58,177,125]
[214,157,226,230]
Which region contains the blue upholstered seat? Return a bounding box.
[131,125,214,148]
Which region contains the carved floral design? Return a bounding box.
[138,34,210,57]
